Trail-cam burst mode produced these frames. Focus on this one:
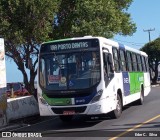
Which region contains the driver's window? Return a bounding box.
[103,53,107,76]
[40,58,46,87]
[103,52,114,80]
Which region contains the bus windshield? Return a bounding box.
[39,51,100,90]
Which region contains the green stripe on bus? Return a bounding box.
[129,72,144,94]
[42,93,72,105]
[43,38,72,44]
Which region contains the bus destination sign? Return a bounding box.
[41,39,99,53]
[50,42,89,51]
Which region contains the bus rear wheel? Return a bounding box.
[137,87,144,105]
[59,115,73,122]
[109,94,122,119]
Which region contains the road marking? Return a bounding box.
[109,114,160,140]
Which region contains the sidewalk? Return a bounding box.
[0,115,53,131]
[151,84,160,87]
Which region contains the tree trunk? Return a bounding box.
[21,66,37,95]
[152,68,158,84]
[151,61,159,84]
[29,69,36,95]
[23,71,29,92]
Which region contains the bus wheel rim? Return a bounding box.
[117,100,121,112]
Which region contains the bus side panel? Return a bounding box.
[135,72,144,93]
[123,72,144,106]
[129,72,144,94]
[129,72,136,94]
[122,72,130,96]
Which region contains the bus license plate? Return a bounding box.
[63,111,75,115]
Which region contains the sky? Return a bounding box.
[5,0,160,83]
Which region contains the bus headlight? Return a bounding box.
[91,89,103,103]
[39,97,48,105]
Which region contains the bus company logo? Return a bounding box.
[2,132,12,137]
[123,78,129,84]
[138,77,144,82]
[66,99,71,104]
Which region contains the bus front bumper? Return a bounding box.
[38,96,116,116]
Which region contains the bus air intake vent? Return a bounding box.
[51,106,87,114]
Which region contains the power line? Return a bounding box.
[114,39,145,47]
[143,28,155,42]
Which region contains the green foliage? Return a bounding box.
[0,0,136,92]
[141,38,160,83]
[0,0,57,43]
[0,0,58,93]
[53,0,136,39]
[141,38,160,62]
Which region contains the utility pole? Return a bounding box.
[143,28,155,42]
[143,28,155,83]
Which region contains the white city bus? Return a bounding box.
[37,36,151,122]
[0,38,7,126]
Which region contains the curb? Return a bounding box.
[0,123,28,131]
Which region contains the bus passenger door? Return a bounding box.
[103,52,114,87]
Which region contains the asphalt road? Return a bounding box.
[6,86,160,140]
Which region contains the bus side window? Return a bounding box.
[126,51,132,71]
[103,53,108,76]
[141,56,147,72]
[108,53,114,73]
[131,53,137,71]
[145,57,149,72]
[112,47,120,72]
[137,54,142,72]
[119,49,127,71]
[40,58,46,87]
[103,52,114,78]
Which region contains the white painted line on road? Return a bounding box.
[109,114,160,140]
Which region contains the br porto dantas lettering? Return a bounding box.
[50,42,89,51]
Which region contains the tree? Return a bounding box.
[0,0,136,94]
[52,0,136,39]
[140,38,160,83]
[0,0,58,94]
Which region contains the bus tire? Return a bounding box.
[109,94,122,119]
[137,87,144,105]
[59,115,73,122]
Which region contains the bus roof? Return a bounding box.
[42,36,97,44]
[99,37,147,56]
[42,36,147,56]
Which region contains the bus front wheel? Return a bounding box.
[59,115,73,122]
[109,94,122,119]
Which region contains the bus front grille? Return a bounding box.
[51,106,87,114]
